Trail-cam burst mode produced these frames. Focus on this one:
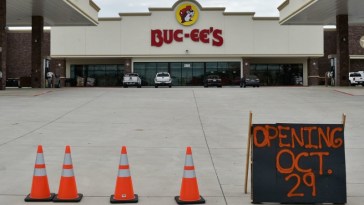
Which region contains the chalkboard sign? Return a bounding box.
[252,124,346,204]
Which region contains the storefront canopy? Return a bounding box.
[279,0,364,25]
[7,0,99,26]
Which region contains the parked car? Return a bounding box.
[240,75,260,87]
[349,71,364,86]
[154,72,172,88]
[292,75,303,85]
[204,75,222,87]
[123,73,142,88]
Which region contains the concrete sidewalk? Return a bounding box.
[0,87,363,204]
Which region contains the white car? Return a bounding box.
[349,71,364,86]
[123,73,141,88]
[154,72,172,88]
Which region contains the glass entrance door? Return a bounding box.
[191,63,204,86]
[181,63,192,86]
[170,63,181,86]
[161,62,205,86]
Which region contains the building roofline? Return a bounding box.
[148,0,225,12]
[171,0,203,10]
[279,0,316,25]
[277,0,289,11]
[99,17,122,21]
[64,0,99,25]
[223,12,255,16]
[119,12,151,17]
[89,0,101,12]
[253,17,280,21]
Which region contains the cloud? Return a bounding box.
[93,0,284,17]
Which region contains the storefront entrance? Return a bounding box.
[134,62,241,86]
[70,64,124,87]
[250,64,303,86]
[68,63,302,87]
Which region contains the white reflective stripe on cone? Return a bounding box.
[119,154,129,166]
[62,169,75,177]
[35,153,45,164]
[34,168,47,176]
[118,169,131,177]
[185,155,194,166]
[63,154,72,165]
[183,170,196,179]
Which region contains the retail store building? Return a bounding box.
[7,0,364,87]
[49,0,323,87]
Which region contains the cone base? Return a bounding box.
[53,193,83,202]
[110,194,138,203]
[175,196,206,204]
[24,193,55,202]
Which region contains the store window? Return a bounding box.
[250,64,303,86]
[170,63,182,86]
[70,64,124,87]
[134,62,240,86]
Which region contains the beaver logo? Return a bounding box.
[179,6,195,23]
[175,3,199,26]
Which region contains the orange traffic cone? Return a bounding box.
[110,146,138,203]
[53,145,83,202]
[175,147,205,204]
[25,145,55,202]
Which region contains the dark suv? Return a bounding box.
[240,75,260,88]
[204,75,222,87]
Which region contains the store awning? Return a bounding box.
[7,0,100,27]
[278,0,364,25]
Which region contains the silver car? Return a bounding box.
[154,72,172,88]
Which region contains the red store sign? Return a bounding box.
[151,27,224,47]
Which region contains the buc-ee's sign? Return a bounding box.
[151,2,224,47]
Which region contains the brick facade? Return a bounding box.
[318,30,336,77]
[124,59,132,74]
[317,26,364,85]
[336,15,350,86]
[349,26,364,56]
[31,16,44,88]
[308,58,319,85]
[50,58,66,77]
[0,0,6,90]
[350,59,364,71]
[349,26,364,71]
[242,59,250,77]
[6,31,50,78]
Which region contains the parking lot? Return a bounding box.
[0,86,363,205]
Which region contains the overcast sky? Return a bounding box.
[93,0,285,17]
